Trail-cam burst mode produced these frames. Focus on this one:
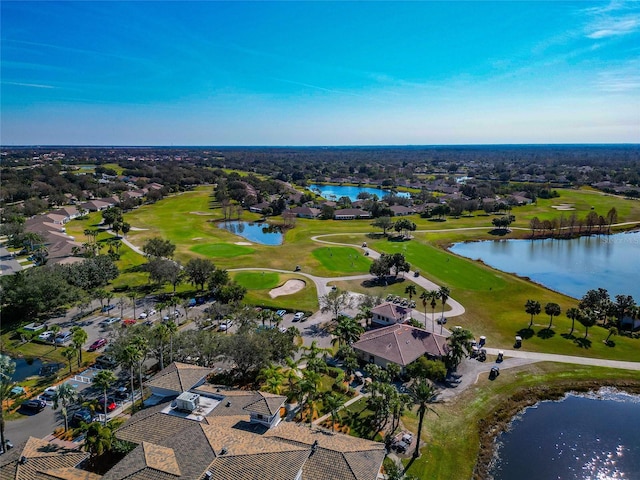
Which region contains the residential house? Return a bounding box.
[143,361,214,406]
[288,206,321,219]
[106,374,386,480]
[389,205,415,217]
[249,201,271,214]
[0,436,100,480]
[369,302,412,326]
[352,323,448,371]
[333,208,372,220]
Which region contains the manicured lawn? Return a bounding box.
[191,243,255,258]
[311,246,371,273]
[233,271,280,290]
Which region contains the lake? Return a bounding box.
[449,231,640,300]
[309,184,411,202]
[218,221,283,246]
[491,389,640,480]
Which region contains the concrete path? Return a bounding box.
[313,393,365,426]
[484,348,640,371]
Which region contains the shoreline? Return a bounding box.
[472,379,640,480]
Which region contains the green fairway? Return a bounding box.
[311,246,371,273]
[233,271,280,290]
[191,243,255,258]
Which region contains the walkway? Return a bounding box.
[484,348,640,371]
[313,393,365,426]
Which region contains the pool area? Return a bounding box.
[218,221,284,245]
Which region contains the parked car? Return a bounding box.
[55,331,72,344]
[114,387,129,400]
[71,408,93,426]
[293,312,305,322]
[38,330,55,341]
[122,318,137,326]
[276,309,286,317]
[138,312,148,319]
[101,317,121,326]
[95,398,117,413]
[88,338,108,352]
[219,320,233,332]
[40,386,57,401]
[22,399,47,412]
[101,304,115,313]
[437,316,447,325]
[3,439,13,451]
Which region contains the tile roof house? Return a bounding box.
[333,208,372,220]
[352,324,448,371]
[389,205,415,217]
[369,302,412,326]
[144,362,214,404]
[109,383,384,480]
[288,206,321,219]
[0,436,99,480]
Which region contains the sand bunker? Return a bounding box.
[235,242,252,245]
[551,204,575,211]
[192,237,203,241]
[190,211,214,216]
[128,226,148,231]
[269,279,306,298]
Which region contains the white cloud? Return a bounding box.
[1,81,56,89]
[595,62,640,92]
[587,15,640,38]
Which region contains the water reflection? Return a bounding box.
[450,231,640,299]
[218,221,283,246]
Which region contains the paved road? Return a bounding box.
[0,246,23,275]
[484,348,640,371]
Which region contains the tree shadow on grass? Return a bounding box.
[574,337,592,349]
[561,333,576,341]
[488,229,510,236]
[516,328,534,340]
[537,328,556,339]
[605,340,616,348]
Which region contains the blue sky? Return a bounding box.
[1,1,639,145]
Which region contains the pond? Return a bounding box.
[449,231,640,300]
[12,357,43,382]
[218,221,283,246]
[491,389,640,480]
[308,184,411,202]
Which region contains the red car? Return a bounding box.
[88,338,108,352]
[95,398,117,413]
[122,318,137,326]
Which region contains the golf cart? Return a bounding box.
[489,366,500,380]
[514,336,522,348]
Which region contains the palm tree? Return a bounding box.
[544,302,561,330]
[71,326,88,367]
[579,309,597,339]
[409,378,438,459]
[83,422,113,463]
[525,299,541,328]
[438,286,450,334]
[165,321,178,364]
[299,370,321,424]
[428,290,439,332]
[117,296,128,319]
[606,326,618,344]
[119,344,142,412]
[324,393,344,431]
[405,284,417,305]
[420,290,429,330]
[258,364,285,394]
[131,336,148,406]
[92,370,116,426]
[62,346,77,375]
[53,383,78,431]
[50,324,61,349]
[565,307,581,337]
[0,355,16,453]
[128,292,137,320]
[331,316,364,348]
[154,323,170,370]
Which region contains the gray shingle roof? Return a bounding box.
[353,324,448,366]
[144,362,214,394]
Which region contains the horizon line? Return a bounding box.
[2,143,639,149]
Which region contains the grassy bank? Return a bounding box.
[401,363,640,480]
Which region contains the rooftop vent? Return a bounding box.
[225,400,231,407]
[220,447,228,455]
[19,456,27,465]
[204,471,213,480]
